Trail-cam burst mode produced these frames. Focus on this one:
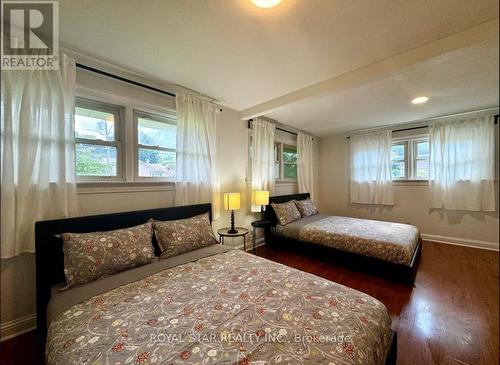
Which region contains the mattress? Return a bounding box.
[275,214,420,266]
[46,244,392,364]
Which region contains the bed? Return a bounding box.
[35,203,397,365]
[265,194,422,284]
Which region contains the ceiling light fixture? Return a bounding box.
[411,96,429,104]
[251,0,282,8]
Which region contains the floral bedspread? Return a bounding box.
[300,216,420,265]
[47,249,392,364]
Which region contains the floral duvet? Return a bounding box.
[47,245,392,364]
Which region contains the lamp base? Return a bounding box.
[228,210,238,234]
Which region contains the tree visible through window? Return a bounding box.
[75,98,122,179]
[274,142,297,181]
[136,111,176,179]
[391,137,429,180]
[74,97,177,182]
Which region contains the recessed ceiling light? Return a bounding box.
[251,0,282,8]
[411,96,429,104]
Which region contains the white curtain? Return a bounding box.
[297,132,315,201]
[175,94,220,219]
[428,115,496,211]
[350,130,394,205]
[1,54,78,258]
[251,118,275,212]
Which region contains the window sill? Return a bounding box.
[393,180,428,186]
[275,180,298,186]
[77,181,175,194]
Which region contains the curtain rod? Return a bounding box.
[248,119,314,139]
[76,63,176,98]
[346,113,499,140]
[76,63,223,111]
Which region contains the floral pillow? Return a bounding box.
[294,198,319,217]
[62,221,155,288]
[155,213,218,259]
[271,201,302,226]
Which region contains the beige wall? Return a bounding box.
[318,133,499,248]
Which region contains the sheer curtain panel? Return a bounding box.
[350,130,394,205]
[428,114,496,211]
[174,94,221,219]
[251,119,276,212]
[297,132,315,200]
[1,54,78,258]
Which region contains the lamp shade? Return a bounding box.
[223,193,241,210]
[254,190,270,205]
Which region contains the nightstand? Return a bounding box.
[217,227,249,251]
[250,220,275,253]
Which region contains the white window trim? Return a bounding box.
[75,85,177,185]
[133,110,177,182]
[75,97,126,183]
[277,142,298,183]
[390,140,409,180]
[391,133,429,181]
[412,137,430,180]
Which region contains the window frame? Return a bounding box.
[390,140,409,180]
[391,134,429,181]
[273,142,298,182]
[280,143,298,182]
[412,137,430,180]
[133,110,177,182]
[75,97,125,182]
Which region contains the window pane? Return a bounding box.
[284,163,297,180]
[415,159,429,179]
[138,116,176,149]
[75,106,115,142]
[391,144,405,160]
[138,148,176,177]
[416,141,429,158]
[391,161,405,178]
[76,143,117,176]
[283,147,297,163]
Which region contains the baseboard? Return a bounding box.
[0,313,36,342]
[421,233,499,251]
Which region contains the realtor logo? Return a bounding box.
[1,1,59,69]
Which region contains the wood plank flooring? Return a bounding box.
[0,241,498,365]
[254,241,499,365]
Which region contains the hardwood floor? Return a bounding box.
[254,241,499,365]
[0,241,497,365]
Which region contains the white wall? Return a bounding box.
[318,133,499,249]
[0,72,302,339]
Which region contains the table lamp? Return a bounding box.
[254,190,270,221]
[224,192,241,233]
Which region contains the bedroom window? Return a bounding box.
[75,98,124,181]
[391,142,408,179]
[391,136,429,180]
[275,142,298,181]
[246,131,298,183]
[134,111,177,180]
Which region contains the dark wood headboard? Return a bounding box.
[264,193,310,224]
[35,203,212,340]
